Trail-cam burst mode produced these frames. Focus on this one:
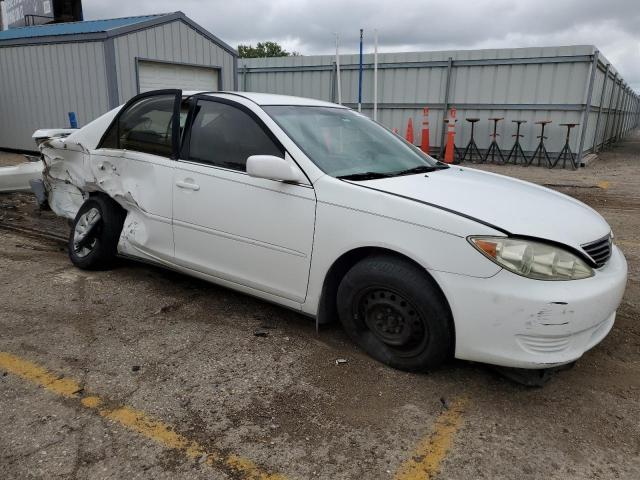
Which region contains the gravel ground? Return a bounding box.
[0,132,639,479]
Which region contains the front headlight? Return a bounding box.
[469,236,594,280]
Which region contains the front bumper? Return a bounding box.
[433,245,628,369]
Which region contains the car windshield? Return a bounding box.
[263,106,445,179]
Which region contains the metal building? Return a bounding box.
[239,46,639,162]
[0,11,238,151]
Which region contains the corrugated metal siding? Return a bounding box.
[239,45,639,156]
[0,41,109,151]
[114,20,235,103]
[584,49,638,153]
[0,18,237,151]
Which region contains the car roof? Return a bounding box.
[183,91,347,108]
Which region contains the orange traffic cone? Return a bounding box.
[444,107,457,163]
[421,107,430,154]
[405,118,415,144]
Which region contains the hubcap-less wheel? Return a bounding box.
[73,207,101,258]
[356,288,429,358]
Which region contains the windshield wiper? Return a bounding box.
[338,163,449,181]
[337,171,393,181]
[390,164,450,176]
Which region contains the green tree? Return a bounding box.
[238,41,300,58]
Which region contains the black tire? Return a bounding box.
[68,195,126,270]
[337,254,453,372]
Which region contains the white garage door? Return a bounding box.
[138,61,219,93]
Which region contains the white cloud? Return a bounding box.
[83,0,640,91]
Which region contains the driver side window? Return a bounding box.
[101,94,176,157]
[185,100,284,171]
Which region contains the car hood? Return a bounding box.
[358,166,610,249]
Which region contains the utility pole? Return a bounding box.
[335,33,342,105]
[0,1,6,31]
[373,29,378,121]
[358,28,363,112]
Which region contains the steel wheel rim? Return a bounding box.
[354,287,429,357]
[73,207,101,258]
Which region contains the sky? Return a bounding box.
[83,0,640,92]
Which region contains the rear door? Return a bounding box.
[172,97,316,303]
[91,90,183,263]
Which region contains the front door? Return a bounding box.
[172,98,316,303]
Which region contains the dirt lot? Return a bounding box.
[1,134,639,480]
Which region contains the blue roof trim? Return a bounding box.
[0,14,164,41]
[0,11,237,57]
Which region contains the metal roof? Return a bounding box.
[0,11,237,56]
[0,14,164,41]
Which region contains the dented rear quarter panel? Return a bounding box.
[37,107,122,219]
[36,104,176,262]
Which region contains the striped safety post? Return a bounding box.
[421,107,430,154]
[405,117,415,144]
[444,107,457,163]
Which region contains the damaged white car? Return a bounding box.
[32,90,627,372]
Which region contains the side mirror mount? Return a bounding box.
[246,154,306,183]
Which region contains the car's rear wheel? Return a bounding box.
[68,196,126,270]
[337,254,453,371]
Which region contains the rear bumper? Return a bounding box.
[0,161,43,193]
[434,245,627,369]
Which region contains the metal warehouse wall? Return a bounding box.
[113,21,236,103]
[0,14,238,152]
[239,45,639,159]
[0,42,110,151]
[587,58,639,154]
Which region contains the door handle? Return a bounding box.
[176,180,200,191]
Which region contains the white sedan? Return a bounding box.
[33,90,627,372]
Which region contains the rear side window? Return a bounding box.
[186,100,283,171]
[100,94,176,157]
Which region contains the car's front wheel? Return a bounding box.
[337,254,453,371]
[68,195,126,270]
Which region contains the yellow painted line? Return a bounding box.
[394,398,468,480]
[0,351,82,398]
[597,180,610,190]
[0,352,285,480]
